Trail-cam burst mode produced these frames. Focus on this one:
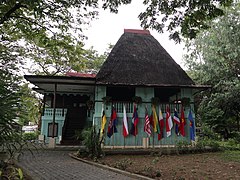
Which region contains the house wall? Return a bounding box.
[94,86,195,148]
[41,108,67,144]
[41,93,94,144]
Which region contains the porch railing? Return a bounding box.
[112,101,133,113]
[43,108,67,117]
[111,101,191,114]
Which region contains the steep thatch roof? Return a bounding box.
[96,29,195,87]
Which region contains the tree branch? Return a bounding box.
[0,3,28,24]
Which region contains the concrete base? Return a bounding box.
[142,138,149,148]
[38,135,45,144]
[48,137,56,148]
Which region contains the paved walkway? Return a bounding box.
[16,150,136,180]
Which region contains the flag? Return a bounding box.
[130,104,139,136]
[158,106,164,140]
[100,104,107,137]
[144,107,151,137]
[166,105,173,137]
[122,104,129,137]
[152,105,159,133]
[188,109,195,141]
[149,111,153,128]
[107,107,118,138]
[179,106,186,136]
[173,108,180,135]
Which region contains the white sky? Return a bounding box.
[83,0,186,68]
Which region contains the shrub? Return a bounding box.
[80,126,103,159]
[195,138,220,152]
[176,140,190,153]
[114,158,132,170]
[22,132,38,141]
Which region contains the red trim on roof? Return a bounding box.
[66,72,96,78]
[124,29,150,35]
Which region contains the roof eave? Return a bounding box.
[95,82,211,89]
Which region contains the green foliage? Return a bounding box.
[0,70,22,147]
[139,0,233,42]
[230,131,240,143]
[114,158,132,170]
[143,165,161,178]
[195,138,221,152]
[132,96,142,104]
[176,140,190,152]
[18,84,41,126]
[80,126,103,159]
[22,132,38,141]
[0,0,107,75]
[0,165,24,180]
[221,150,240,163]
[184,4,240,138]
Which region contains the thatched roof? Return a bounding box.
[96,29,195,87]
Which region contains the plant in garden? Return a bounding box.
[80,126,103,159]
[114,158,132,170]
[0,166,23,180]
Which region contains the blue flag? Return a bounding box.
[188,109,195,141]
[107,107,118,138]
[130,105,139,136]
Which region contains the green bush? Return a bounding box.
[114,158,132,170]
[229,131,240,143]
[195,138,220,152]
[22,132,38,141]
[80,126,103,159]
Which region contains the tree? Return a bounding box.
[183,3,240,137]
[0,69,22,145]
[0,0,100,75]
[17,84,42,126]
[139,0,233,42]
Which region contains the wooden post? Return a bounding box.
[152,133,155,148]
[52,83,57,138]
[112,128,114,149]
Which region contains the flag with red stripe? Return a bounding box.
[122,104,129,137]
[144,107,151,137]
[166,105,173,137]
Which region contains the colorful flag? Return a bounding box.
[144,107,151,137]
[130,104,139,136]
[166,105,173,137]
[107,107,118,138]
[173,108,180,135]
[100,104,107,137]
[152,105,159,133]
[179,106,186,136]
[122,104,129,137]
[158,106,164,140]
[188,109,195,141]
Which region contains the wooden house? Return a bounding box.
[25,29,208,147]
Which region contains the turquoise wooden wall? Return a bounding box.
[41,93,94,144]
[41,108,67,144]
[94,86,195,147]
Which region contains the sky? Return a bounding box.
[83,0,186,68]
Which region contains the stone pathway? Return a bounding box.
[16,150,136,180]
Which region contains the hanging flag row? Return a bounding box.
[100,104,195,141]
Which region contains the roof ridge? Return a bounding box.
[124,29,150,35]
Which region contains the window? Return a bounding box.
[47,123,58,137]
[106,86,135,113]
[106,86,135,101]
[154,87,180,103]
